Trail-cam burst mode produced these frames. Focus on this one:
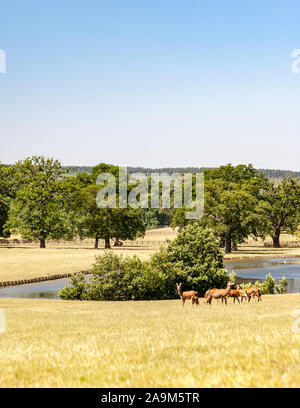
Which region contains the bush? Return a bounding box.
[229,270,236,285]
[149,224,227,297]
[276,275,288,294]
[87,253,165,301]
[261,273,276,294]
[58,273,88,300]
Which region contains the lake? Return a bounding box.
[0,257,300,299]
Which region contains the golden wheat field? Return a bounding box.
[0,294,300,388]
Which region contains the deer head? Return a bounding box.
[176,282,182,295]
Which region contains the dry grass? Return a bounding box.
[0,228,177,282]
[1,227,300,282]
[0,247,157,282]
[0,295,300,387]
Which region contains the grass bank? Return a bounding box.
[0,228,300,282]
[0,295,299,387]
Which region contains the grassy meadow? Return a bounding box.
[0,294,300,387]
[1,227,300,282]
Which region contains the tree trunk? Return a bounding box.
[39,239,46,248]
[272,230,281,248]
[94,237,99,249]
[104,236,111,249]
[225,234,232,254]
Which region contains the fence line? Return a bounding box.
[1,238,300,248]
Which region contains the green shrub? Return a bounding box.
[58,273,88,300]
[276,275,288,294]
[261,273,276,294]
[240,282,253,290]
[150,224,227,297]
[229,270,236,285]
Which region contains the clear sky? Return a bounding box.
[0,0,299,170]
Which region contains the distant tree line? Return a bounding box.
[171,164,300,252]
[60,165,300,180]
[1,158,300,252]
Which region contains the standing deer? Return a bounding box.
[176,283,198,307]
[236,284,248,303]
[205,281,233,305]
[244,285,262,302]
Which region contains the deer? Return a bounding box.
[204,288,218,299]
[226,284,248,304]
[205,281,233,305]
[235,284,249,303]
[244,285,262,302]
[176,282,198,307]
[192,295,200,306]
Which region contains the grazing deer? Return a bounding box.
[226,285,248,304]
[205,281,233,305]
[244,285,262,302]
[176,282,198,307]
[227,288,241,303]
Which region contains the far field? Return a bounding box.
[0,294,299,387]
[1,228,300,282]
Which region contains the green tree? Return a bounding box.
[202,164,264,253]
[71,163,146,248]
[0,164,16,237]
[256,177,300,248]
[151,224,227,297]
[6,156,73,248]
[171,206,192,231]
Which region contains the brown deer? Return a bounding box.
[244,285,262,302]
[176,282,198,307]
[226,284,248,304]
[204,288,218,299]
[192,295,200,306]
[205,281,233,305]
[227,288,241,303]
[235,284,248,303]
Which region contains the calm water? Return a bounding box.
[0,257,300,299]
[225,257,300,293]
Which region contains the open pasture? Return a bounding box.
[1,227,300,283]
[0,294,300,387]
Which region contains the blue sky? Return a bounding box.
[0,0,299,169]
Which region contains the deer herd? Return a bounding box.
[176,281,262,307]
